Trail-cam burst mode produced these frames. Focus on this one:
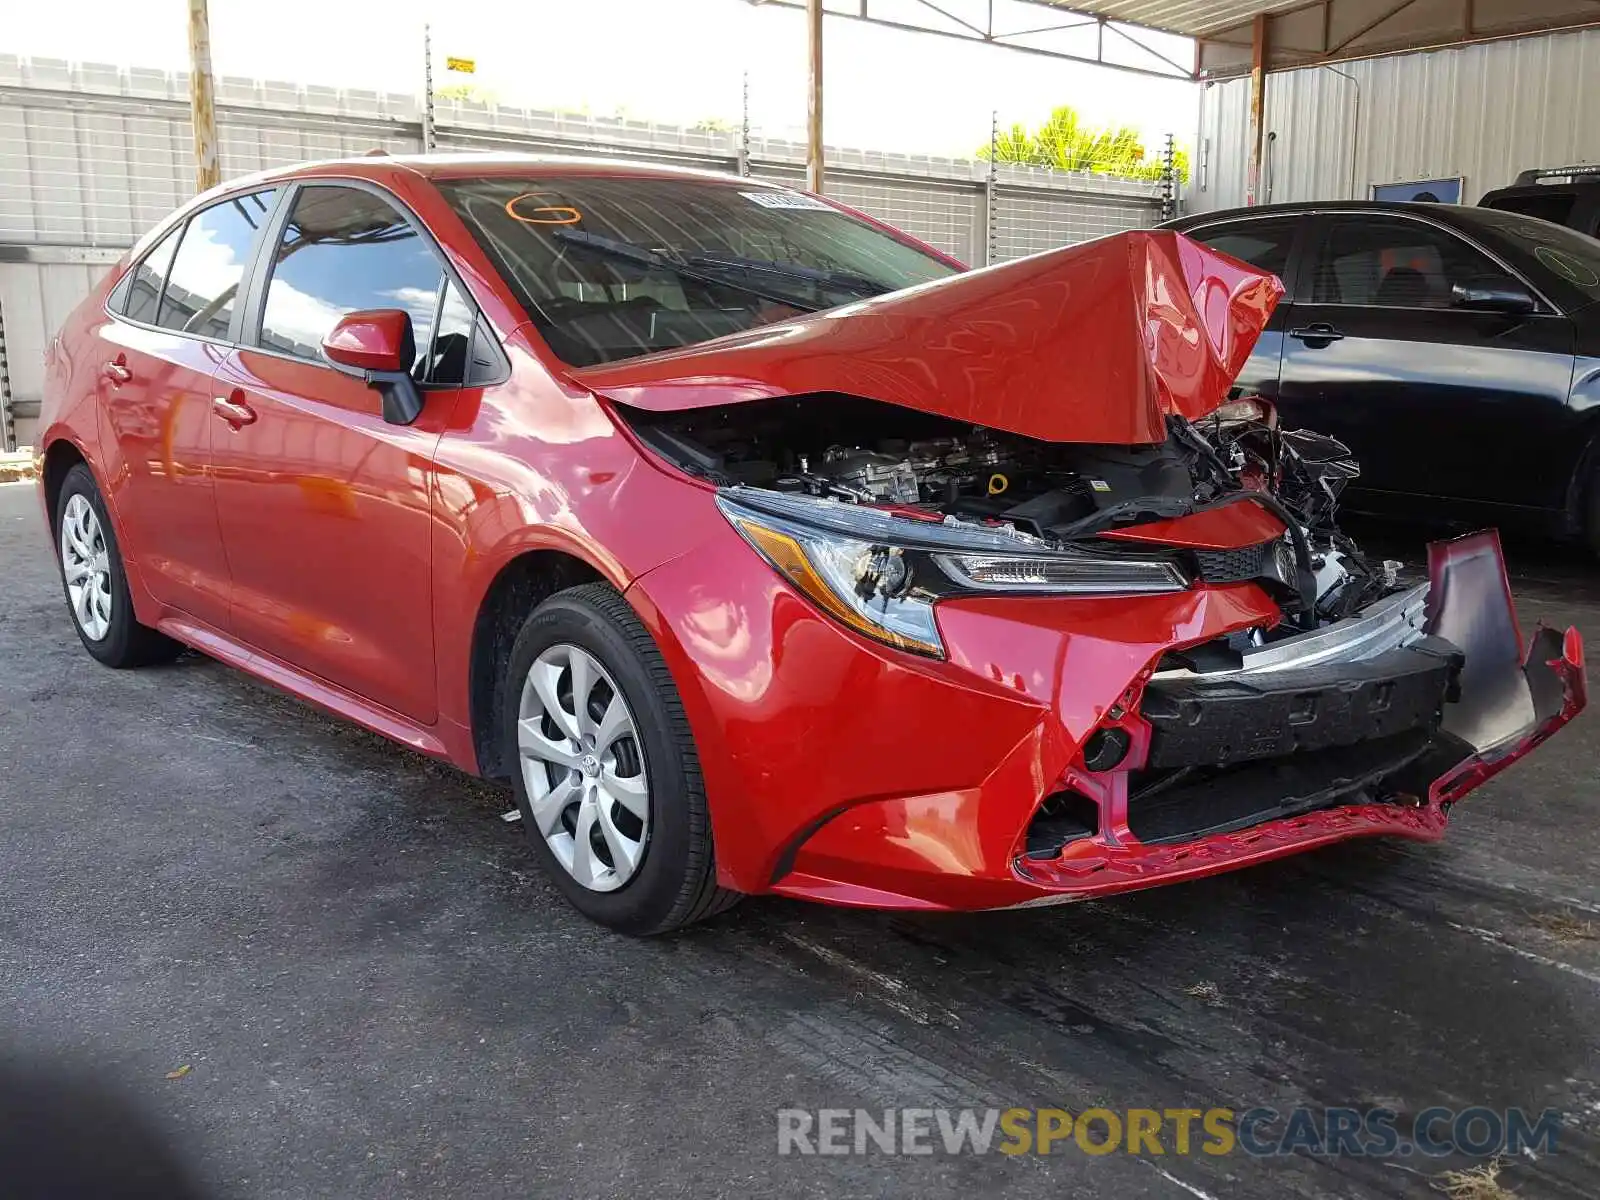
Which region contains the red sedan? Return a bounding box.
[35,155,1586,933]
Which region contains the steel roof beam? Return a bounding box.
[746,0,1198,80]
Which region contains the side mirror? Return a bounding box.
[1451,277,1537,315]
[320,309,424,426]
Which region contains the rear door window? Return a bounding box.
[256,184,448,379]
[157,190,278,338]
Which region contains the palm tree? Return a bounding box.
[979,105,1187,182]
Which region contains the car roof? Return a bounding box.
[242,151,767,190]
[121,152,792,263]
[1162,200,1508,231]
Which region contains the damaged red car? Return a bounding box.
[37,156,1586,933]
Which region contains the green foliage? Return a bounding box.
[979,105,1190,183]
[436,82,497,105]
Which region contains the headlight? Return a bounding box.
[933,553,1189,593]
[717,488,1190,658]
[1208,397,1275,427]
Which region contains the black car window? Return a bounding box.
[1464,206,1600,302]
[157,190,277,338]
[257,185,447,379]
[1486,191,1577,227]
[119,225,183,325]
[1309,217,1516,308]
[1184,218,1298,279]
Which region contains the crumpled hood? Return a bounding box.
[574,229,1284,445]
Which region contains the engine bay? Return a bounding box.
[618,392,1400,629]
[623,394,1202,530]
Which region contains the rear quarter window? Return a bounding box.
[117,225,183,325]
[1484,192,1578,227]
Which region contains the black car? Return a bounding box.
[1163,201,1600,547]
[1480,165,1600,236]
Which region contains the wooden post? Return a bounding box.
[806,0,824,193]
[1246,13,1267,206]
[187,0,220,193]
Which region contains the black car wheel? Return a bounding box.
[500,583,740,934]
[1584,455,1600,557]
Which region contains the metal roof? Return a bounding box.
[1037,0,1305,39]
[1026,0,1600,76]
[758,1,1600,80]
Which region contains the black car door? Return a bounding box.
[1178,214,1305,403]
[1275,212,1575,516]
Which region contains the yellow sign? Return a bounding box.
[445,56,476,74]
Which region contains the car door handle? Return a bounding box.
[212,393,257,429]
[103,357,132,384]
[1289,323,1345,346]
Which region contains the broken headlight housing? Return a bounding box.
[717,488,1190,658]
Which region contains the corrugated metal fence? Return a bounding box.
[0,55,1163,447]
[1190,24,1600,213]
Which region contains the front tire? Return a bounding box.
[54,463,181,669]
[501,583,739,935]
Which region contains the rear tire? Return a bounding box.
[1585,456,1600,557]
[501,583,739,935]
[54,463,181,669]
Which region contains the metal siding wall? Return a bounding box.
[0,259,104,419]
[1190,26,1600,213]
[0,267,47,417]
[1191,76,1253,211]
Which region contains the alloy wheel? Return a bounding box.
[517,642,651,892]
[60,494,113,642]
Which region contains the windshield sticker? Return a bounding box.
[505,193,583,225]
[1536,245,1600,287]
[741,191,835,211]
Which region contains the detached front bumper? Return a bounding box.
[633,527,1583,911]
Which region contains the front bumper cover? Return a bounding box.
[1013,531,1584,905]
[779,532,1581,910]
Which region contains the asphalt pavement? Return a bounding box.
[2,480,1598,1199]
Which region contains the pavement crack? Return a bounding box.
[1443,920,1600,989]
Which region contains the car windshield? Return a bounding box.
[436,175,959,367]
[1468,207,1600,302]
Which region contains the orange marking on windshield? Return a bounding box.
[505,193,583,225]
